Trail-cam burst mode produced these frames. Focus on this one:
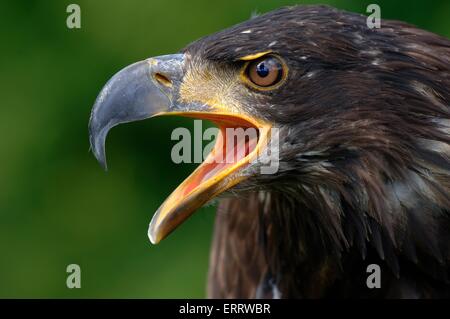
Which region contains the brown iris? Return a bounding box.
[246,56,284,88]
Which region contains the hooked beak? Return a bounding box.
[89,54,186,170]
[89,54,271,244]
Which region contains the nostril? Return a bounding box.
[154,73,172,88]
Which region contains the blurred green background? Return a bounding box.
[0,0,449,298]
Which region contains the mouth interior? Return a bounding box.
[178,114,260,198]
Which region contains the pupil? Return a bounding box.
[256,62,270,77]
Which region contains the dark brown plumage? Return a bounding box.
[193,5,450,298]
[89,4,450,299]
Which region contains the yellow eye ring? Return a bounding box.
[241,55,288,91]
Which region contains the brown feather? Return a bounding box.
[185,5,450,298]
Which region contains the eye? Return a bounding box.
[245,56,285,88]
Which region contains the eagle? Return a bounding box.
[89,5,450,298]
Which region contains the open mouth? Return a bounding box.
[170,113,260,200]
[88,54,274,244]
[148,112,271,244]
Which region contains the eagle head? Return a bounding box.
[89,5,450,297]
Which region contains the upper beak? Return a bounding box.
[89,54,271,244]
[89,54,186,170]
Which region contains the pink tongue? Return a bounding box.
[181,129,258,197]
[200,134,258,183]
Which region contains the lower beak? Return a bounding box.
[89,54,271,244]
